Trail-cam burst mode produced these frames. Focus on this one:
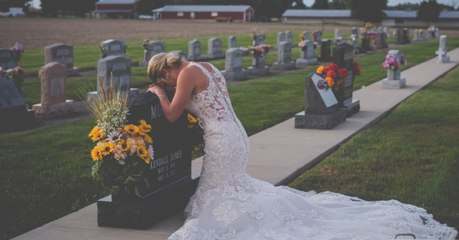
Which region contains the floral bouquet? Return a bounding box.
[9,42,24,61]
[315,63,349,91]
[0,66,26,95]
[249,44,270,57]
[298,34,307,51]
[86,78,154,198]
[382,52,406,70]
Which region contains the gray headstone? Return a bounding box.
[188,39,201,61]
[44,43,75,74]
[383,49,407,88]
[100,39,126,58]
[97,55,132,93]
[436,35,450,63]
[0,49,18,69]
[0,74,25,109]
[301,31,310,41]
[207,37,224,58]
[334,29,341,40]
[228,36,237,49]
[272,42,295,70]
[277,32,287,44]
[253,34,265,46]
[143,40,165,63]
[285,31,293,45]
[223,48,247,81]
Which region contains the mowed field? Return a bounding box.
[1,18,326,49]
[3,17,459,49]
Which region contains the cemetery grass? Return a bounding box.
[290,66,459,230]
[1,35,459,238]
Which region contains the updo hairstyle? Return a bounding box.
[147,52,183,84]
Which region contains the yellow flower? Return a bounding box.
[143,134,153,144]
[187,113,198,128]
[316,66,325,75]
[140,151,151,164]
[88,126,105,142]
[100,141,115,156]
[91,146,103,161]
[124,124,139,136]
[139,120,151,133]
[325,77,335,88]
[136,145,148,158]
[118,139,131,152]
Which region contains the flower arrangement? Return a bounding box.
[382,52,406,70]
[86,77,154,197]
[249,44,270,57]
[315,63,349,91]
[298,34,307,51]
[9,42,24,61]
[0,66,26,95]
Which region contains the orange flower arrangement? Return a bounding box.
[315,63,349,90]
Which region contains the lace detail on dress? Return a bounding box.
[169,62,458,240]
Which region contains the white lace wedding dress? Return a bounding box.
[169,62,457,240]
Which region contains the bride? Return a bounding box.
[147,53,457,240]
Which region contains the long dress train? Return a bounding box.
[168,62,457,240]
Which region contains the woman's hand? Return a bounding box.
[148,84,166,97]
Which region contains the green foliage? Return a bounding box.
[311,0,329,9]
[418,0,441,22]
[350,0,387,22]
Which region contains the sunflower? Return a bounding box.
[187,113,199,128]
[139,120,152,133]
[136,145,148,159]
[124,124,139,136]
[91,146,103,161]
[100,141,115,156]
[89,126,105,142]
[118,139,131,152]
[143,134,153,144]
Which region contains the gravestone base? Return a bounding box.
[222,70,248,81]
[343,99,360,117]
[294,109,346,129]
[295,58,318,68]
[87,88,140,103]
[436,55,450,63]
[382,78,406,89]
[0,106,35,132]
[272,61,295,70]
[97,177,198,229]
[66,68,79,76]
[207,53,225,59]
[247,66,270,75]
[32,100,75,119]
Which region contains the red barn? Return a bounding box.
[94,0,137,18]
[152,5,254,22]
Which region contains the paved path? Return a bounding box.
[12,48,459,240]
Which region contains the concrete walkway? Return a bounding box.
[13,48,459,240]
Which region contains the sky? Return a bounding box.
[29,0,458,9]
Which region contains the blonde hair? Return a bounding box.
[147,53,182,84]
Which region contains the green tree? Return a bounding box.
[312,0,329,9]
[350,0,387,22]
[417,0,441,22]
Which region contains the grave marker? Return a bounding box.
[295,73,346,129]
[44,43,79,75]
[32,62,74,118]
[222,48,247,81]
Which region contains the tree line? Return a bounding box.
[0,0,452,22]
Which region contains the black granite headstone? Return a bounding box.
[0,75,34,132]
[318,39,332,62]
[97,92,199,229]
[0,49,18,69]
[295,73,346,129]
[332,43,360,116]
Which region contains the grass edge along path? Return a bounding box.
[290,65,459,231]
[1,41,459,239]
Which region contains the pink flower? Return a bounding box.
[9,42,24,53]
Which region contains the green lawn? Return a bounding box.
[290,65,459,230]
[1,35,459,239]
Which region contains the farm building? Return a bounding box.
[94,0,137,18]
[282,9,459,28]
[152,5,254,22]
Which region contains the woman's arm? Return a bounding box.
[148,66,199,123]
